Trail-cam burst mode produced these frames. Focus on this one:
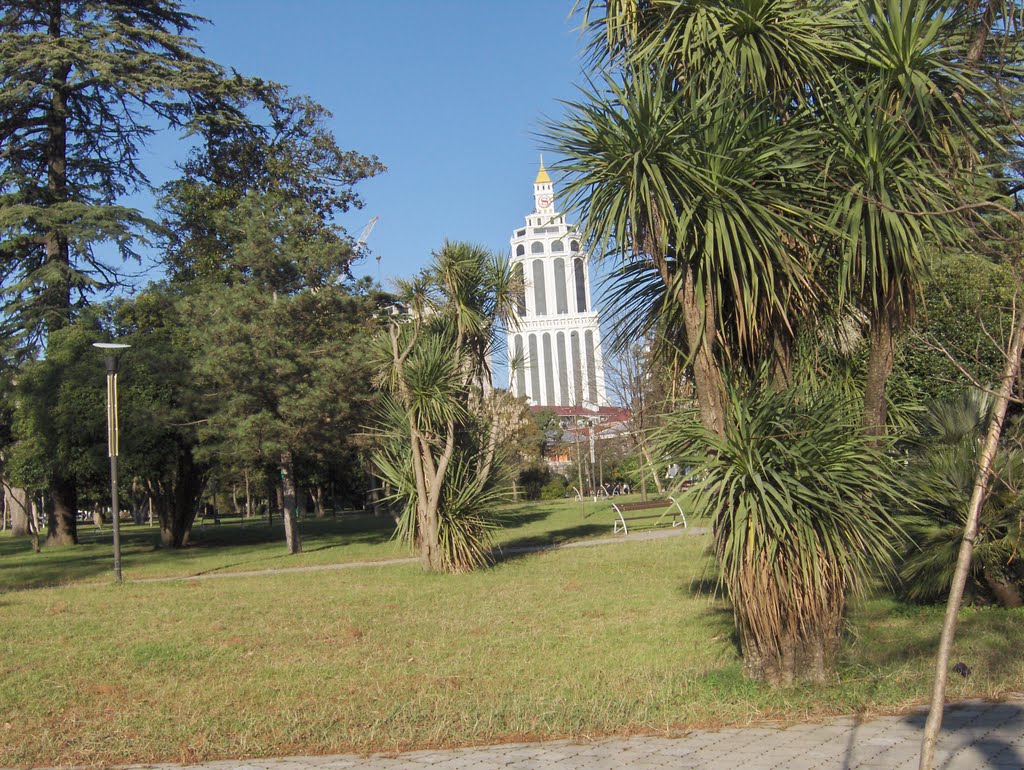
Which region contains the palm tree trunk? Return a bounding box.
[680,265,727,437]
[863,316,896,439]
[772,331,793,391]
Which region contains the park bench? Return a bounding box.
[612,496,686,534]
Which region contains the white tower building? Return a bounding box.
[507,159,607,408]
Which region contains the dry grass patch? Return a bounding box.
[1,505,1022,767]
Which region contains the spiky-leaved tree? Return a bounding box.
[657,387,905,684]
[827,0,993,438]
[901,391,1024,608]
[548,70,821,437]
[372,241,521,573]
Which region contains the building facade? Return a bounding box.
[507,160,607,408]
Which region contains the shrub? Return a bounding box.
[657,387,905,685]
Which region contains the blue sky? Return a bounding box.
[137,1,592,287]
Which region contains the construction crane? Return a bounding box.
[356,215,379,252]
[355,215,382,281]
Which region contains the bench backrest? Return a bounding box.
[615,500,673,512]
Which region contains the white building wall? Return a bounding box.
[506,162,607,408]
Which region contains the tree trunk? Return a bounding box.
[280,452,301,554]
[46,474,78,545]
[3,482,32,537]
[919,314,1024,770]
[639,444,664,495]
[419,501,441,570]
[772,331,793,392]
[983,571,1023,609]
[680,265,727,437]
[863,316,896,438]
[43,3,72,327]
[312,485,326,519]
[152,449,204,548]
[244,469,252,519]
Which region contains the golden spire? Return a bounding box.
[535,154,551,184]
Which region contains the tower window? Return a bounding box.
[532,259,547,316]
[531,241,544,254]
[543,333,556,405]
[585,331,598,405]
[556,332,569,404]
[515,244,525,256]
[513,262,526,316]
[574,258,587,312]
[553,258,568,314]
[570,240,579,252]
[570,331,583,404]
[528,334,541,404]
[551,240,564,252]
[514,335,526,397]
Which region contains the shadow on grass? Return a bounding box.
[845,603,1024,683]
[489,523,610,564]
[494,504,566,532]
[188,513,395,549]
[0,530,125,591]
[0,512,399,592]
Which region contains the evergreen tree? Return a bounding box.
[160,86,384,286]
[0,0,240,543]
[159,90,385,554]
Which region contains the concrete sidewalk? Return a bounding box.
[117,698,1024,770]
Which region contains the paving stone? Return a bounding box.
[37,698,1019,770]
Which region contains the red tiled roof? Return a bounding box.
[529,404,632,421]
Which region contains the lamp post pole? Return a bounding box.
[94,342,130,583]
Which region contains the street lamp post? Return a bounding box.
[93,342,130,582]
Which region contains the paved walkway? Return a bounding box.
[112,698,1024,770]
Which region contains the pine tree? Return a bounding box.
[0,0,240,543]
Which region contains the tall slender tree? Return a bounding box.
[160,91,384,554]
[0,0,239,543]
[373,242,520,572]
[829,0,993,437]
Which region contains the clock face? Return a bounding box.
[538,194,552,209]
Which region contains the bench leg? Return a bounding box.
[613,512,628,535]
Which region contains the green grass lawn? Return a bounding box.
[1,496,1021,767]
[0,493,692,590]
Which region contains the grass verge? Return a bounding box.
[2,525,1022,767]
[0,494,695,591]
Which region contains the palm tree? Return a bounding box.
[828,0,992,436]
[548,68,821,436]
[656,387,905,683]
[372,241,520,572]
[575,0,850,103]
[901,391,1024,608]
